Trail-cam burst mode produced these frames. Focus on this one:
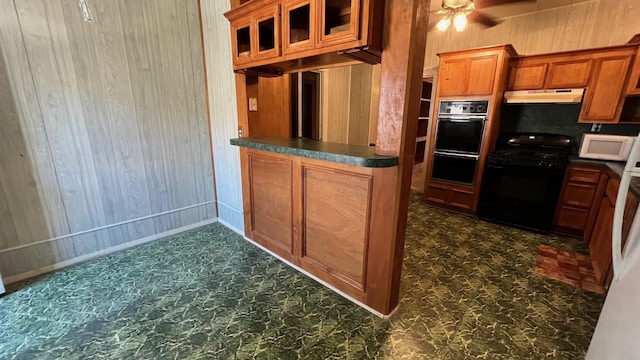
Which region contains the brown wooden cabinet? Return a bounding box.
[439,54,498,97]
[554,164,639,287]
[627,51,640,96]
[424,45,514,214]
[579,51,634,123]
[240,146,398,311]
[225,0,383,75]
[554,165,607,242]
[508,55,592,91]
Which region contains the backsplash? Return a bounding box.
[500,104,640,155]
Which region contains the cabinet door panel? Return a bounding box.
[318,0,360,47]
[440,58,469,97]
[546,59,592,89]
[253,5,281,60]
[467,55,498,95]
[627,52,640,95]
[425,183,448,204]
[580,56,632,122]
[301,165,371,290]
[248,154,294,259]
[449,188,474,210]
[231,18,253,65]
[590,198,614,282]
[508,63,547,90]
[283,0,315,54]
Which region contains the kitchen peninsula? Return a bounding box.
[225,0,430,316]
[231,137,398,313]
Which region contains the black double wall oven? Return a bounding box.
[432,101,489,186]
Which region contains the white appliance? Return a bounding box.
[503,88,584,104]
[586,132,640,359]
[579,134,636,162]
[0,273,4,294]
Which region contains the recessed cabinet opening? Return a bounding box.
[324,0,352,35]
[236,26,251,57]
[290,4,311,43]
[258,18,276,52]
[620,97,640,123]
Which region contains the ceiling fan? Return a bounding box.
[431,0,535,32]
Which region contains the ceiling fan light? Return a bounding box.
[436,16,451,32]
[453,12,467,32]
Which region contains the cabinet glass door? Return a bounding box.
[232,19,252,64]
[253,5,281,60]
[318,0,360,46]
[283,0,315,54]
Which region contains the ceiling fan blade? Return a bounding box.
[477,0,536,9]
[467,11,501,27]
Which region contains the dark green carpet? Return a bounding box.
[0,193,603,359]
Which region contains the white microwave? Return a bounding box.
[579,134,636,161]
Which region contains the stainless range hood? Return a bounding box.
[504,89,585,104]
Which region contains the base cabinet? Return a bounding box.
[240,147,399,313]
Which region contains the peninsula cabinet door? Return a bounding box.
[300,164,372,297]
[282,0,316,55]
[247,153,295,262]
[579,55,633,123]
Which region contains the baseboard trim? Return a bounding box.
[242,236,396,319]
[3,218,218,286]
[218,218,244,236]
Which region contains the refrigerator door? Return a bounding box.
[0,272,4,294]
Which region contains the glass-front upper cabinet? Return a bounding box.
[318,0,360,46]
[253,5,281,60]
[282,0,315,55]
[231,18,253,65]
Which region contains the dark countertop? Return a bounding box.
[568,156,640,198]
[230,137,399,168]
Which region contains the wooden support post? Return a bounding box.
[368,0,431,314]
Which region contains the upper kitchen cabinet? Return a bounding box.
[579,48,635,123]
[627,51,640,96]
[224,0,384,76]
[438,47,513,97]
[508,55,592,91]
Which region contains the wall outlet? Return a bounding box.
[591,124,602,133]
[249,98,258,112]
[238,126,244,138]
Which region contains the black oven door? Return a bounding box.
[432,153,479,185]
[477,164,565,233]
[435,116,486,155]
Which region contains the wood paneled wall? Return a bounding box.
[424,0,640,69]
[321,64,381,146]
[199,0,245,232]
[0,0,215,280]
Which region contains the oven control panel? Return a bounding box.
[439,100,489,115]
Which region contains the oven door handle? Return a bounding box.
[438,115,487,121]
[434,151,480,160]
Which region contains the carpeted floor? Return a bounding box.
[0,193,604,359]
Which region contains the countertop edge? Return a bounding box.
[230,138,399,168]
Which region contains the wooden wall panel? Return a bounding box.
[0,0,215,279]
[321,64,381,145]
[423,0,640,69]
[302,165,371,290]
[200,0,245,232]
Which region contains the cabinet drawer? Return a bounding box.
[562,182,597,207]
[568,167,601,183]
[556,205,589,231]
[449,189,474,210]
[605,177,621,204]
[426,184,448,204]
